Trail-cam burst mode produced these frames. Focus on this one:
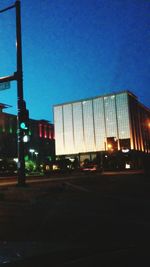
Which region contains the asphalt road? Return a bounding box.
[0,171,149,266]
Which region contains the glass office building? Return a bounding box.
[54,91,150,168]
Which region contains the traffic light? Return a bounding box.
[20,108,29,130]
[19,101,30,142]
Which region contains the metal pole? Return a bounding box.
[15,0,26,185]
[0,4,15,14]
[0,1,26,185]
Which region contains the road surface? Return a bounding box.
[0,171,149,266]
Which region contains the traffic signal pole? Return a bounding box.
[0,0,26,186]
[16,0,26,186]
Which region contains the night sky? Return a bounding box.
[0,0,150,122]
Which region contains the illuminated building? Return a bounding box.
[54,91,150,169]
[0,104,55,164]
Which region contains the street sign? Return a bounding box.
[0,82,10,91]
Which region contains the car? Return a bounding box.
[80,163,98,172]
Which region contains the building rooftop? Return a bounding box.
[53,90,137,107]
[0,103,12,112]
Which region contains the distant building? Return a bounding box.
[0,103,55,166]
[54,91,150,170]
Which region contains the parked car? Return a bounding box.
[80,163,103,172]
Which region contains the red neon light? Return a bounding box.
[48,126,51,139]
[44,125,47,138]
[39,124,42,138]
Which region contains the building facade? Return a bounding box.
[54,91,150,169]
[0,104,55,171]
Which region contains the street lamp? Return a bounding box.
[0,1,28,186]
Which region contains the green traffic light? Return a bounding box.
[20,122,28,130]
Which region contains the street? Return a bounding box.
[0,171,149,266]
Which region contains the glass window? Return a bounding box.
[54,106,64,155]
[104,95,118,138]
[93,97,106,150]
[82,100,95,152]
[116,93,130,139]
[63,104,74,154]
[73,102,85,153]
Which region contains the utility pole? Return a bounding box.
[0,0,28,186]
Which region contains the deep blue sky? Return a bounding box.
[0,0,150,122]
